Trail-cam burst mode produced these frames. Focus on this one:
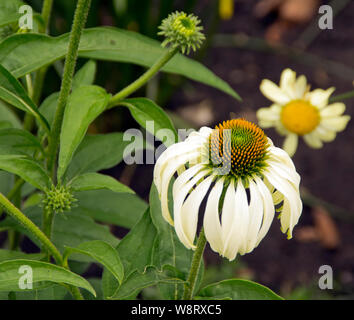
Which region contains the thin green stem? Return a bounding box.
[47,0,92,179]
[0,179,25,218]
[330,90,354,103]
[0,192,62,264]
[107,47,178,108]
[40,0,54,33]
[182,228,207,300]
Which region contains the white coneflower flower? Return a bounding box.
[153,118,302,261]
[257,68,351,156]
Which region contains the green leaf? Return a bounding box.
[0,64,50,133]
[0,155,51,190]
[0,206,119,255]
[69,172,134,194]
[64,240,124,285]
[72,60,97,91]
[197,279,283,300]
[0,171,13,194]
[0,249,43,263]
[102,209,157,299]
[64,133,132,180]
[108,266,184,300]
[0,100,21,129]
[149,183,198,299]
[0,27,240,100]
[0,259,96,296]
[5,284,69,300]
[71,189,147,229]
[0,128,43,156]
[118,98,178,146]
[58,85,110,180]
[0,0,27,28]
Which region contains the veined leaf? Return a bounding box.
[197,279,283,300]
[0,155,51,191]
[69,172,134,194]
[72,60,97,91]
[0,27,240,100]
[0,64,50,133]
[118,98,178,146]
[57,85,110,180]
[0,259,96,296]
[64,240,124,285]
[0,100,21,129]
[0,249,43,263]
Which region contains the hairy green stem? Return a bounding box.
[47,0,91,178]
[330,90,354,103]
[107,47,178,108]
[0,192,62,264]
[182,228,207,300]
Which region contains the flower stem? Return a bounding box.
[182,228,207,300]
[47,0,91,179]
[0,192,62,265]
[330,90,354,103]
[107,47,178,109]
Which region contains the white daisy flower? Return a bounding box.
[257,68,351,156]
[153,118,302,261]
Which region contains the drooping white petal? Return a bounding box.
[254,176,275,246]
[267,159,300,187]
[173,169,211,249]
[177,175,214,248]
[320,103,346,118]
[263,168,302,239]
[172,164,205,198]
[203,178,225,255]
[268,144,296,171]
[160,152,201,225]
[282,133,298,157]
[308,87,335,109]
[303,133,323,149]
[260,79,291,105]
[245,179,264,253]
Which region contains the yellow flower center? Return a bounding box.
[281,100,320,135]
[209,119,269,178]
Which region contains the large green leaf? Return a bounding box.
[0,128,43,156]
[64,240,124,285]
[0,259,96,296]
[69,172,134,194]
[1,284,69,300]
[0,64,49,133]
[0,250,43,263]
[58,85,110,180]
[0,155,51,190]
[71,189,147,229]
[102,209,157,299]
[64,132,148,180]
[118,98,178,146]
[0,171,13,195]
[0,0,28,28]
[72,60,97,91]
[0,100,21,129]
[0,27,240,100]
[197,279,283,300]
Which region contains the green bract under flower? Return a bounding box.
[158,11,205,54]
[42,185,77,213]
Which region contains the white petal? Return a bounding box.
[308,87,335,109]
[203,178,225,255]
[313,125,336,142]
[256,105,281,122]
[172,164,205,198]
[264,168,302,239]
[160,152,200,225]
[280,69,297,99]
[267,159,300,187]
[245,179,264,253]
[260,79,291,105]
[254,176,275,246]
[303,133,323,149]
[283,133,298,157]
[294,75,307,98]
[274,122,288,135]
[320,103,346,118]
[173,170,211,249]
[268,144,296,171]
[321,115,350,132]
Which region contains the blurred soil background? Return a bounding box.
[8,0,354,299]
